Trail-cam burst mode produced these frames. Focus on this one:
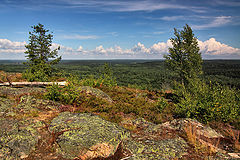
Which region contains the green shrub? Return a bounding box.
[45,75,83,105]
[80,75,103,87]
[79,63,117,88]
[173,79,240,124]
[154,97,169,113]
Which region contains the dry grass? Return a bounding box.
[224,125,240,151]
[184,123,220,157]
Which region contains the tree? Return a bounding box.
[164,24,202,85]
[23,23,61,81]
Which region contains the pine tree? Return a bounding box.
[164,24,202,85]
[23,23,61,81]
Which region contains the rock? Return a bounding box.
[0,86,45,98]
[228,153,240,159]
[160,118,223,139]
[0,97,14,117]
[120,117,188,159]
[124,137,188,160]
[49,112,129,159]
[16,95,61,113]
[79,86,113,102]
[0,118,43,160]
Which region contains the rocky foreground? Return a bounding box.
[0,86,239,160]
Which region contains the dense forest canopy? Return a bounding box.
[0,60,240,90]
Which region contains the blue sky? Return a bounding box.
[0,0,240,59]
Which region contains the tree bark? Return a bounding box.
[0,81,67,86]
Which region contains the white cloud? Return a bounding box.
[131,42,150,54]
[1,38,240,59]
[61,34,99,40]
[60,0,206,13]
[198,38,240,56]
[214,0,240,6]
[0,39,26,53]
[160,16,186,21]
[192,16,232,30]
[153,31,164,35]
[150,40,172,54]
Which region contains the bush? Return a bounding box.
[45,75,83,105]
[79,63,117,88]
[173,79,240,125]
[79,75,103,87]
[155,97,169,113]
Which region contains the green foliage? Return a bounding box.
[45,76,82,105]
[173,79,240,124]
[100,63,117,87]
[1,60,240,90]
[164,24,203,84]
[155,97,169,113]
[79,63,117,87]
[23,23,61,81]
[80,75,103,87]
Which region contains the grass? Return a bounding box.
[224,125,240,151]
[184,123,220,158]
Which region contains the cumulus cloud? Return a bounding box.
[0,39,26,54]
[198,38,240,56]
[150,40,172,54]
[0,38,240,59]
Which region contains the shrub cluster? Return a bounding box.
[173,78,240,126]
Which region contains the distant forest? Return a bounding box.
[0,60,240,90]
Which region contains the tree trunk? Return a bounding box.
[0,81,67,86]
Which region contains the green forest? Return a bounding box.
[0,59,240,90]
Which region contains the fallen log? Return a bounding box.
[0,81,67,86]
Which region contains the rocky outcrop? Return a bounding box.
[0,118,43,160]
[0,97,14,117]
[0,86,239,160]
[0,86,45,98]
[121,118,188,160]
[160,118,224,139]
[79,86,113,102]
[49,112,129,159]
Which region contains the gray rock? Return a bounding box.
[160,118,223,139]
[0,118,42,160]
[49,112,129,159]
[79,86,113,102]
[123,137,188,160]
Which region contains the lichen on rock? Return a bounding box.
[49,112,129,159]
[0,118,42,160]
[79,86,113,102]
[0,97,14,117]
[160,118,223,139]
[123,137,188,160]
[15,95,61,114]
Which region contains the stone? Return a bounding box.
[124,136,188,160]
[160,118,223,139]
[79,86,113,102]
[0,118,42,160]
[0,86,45,98]
[49,112,129,159]
[0,97,14,117]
